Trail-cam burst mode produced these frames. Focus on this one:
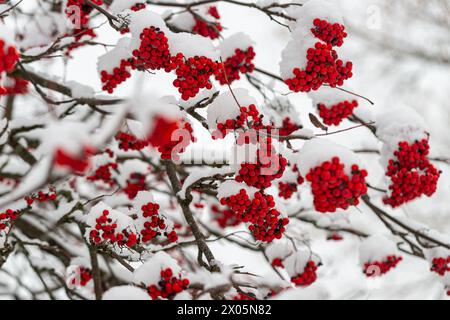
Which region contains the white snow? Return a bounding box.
[216,180,259,199]
[296,138,363,176]
[206,89,257,129]
[287,0,344,33]
[284,248,314,277]
[265,238,296,262]
[133,252,182,286]
[218,33,254,60]
[97,37,132,74]
[359,234,399,264]
[103,285,150,300]
[279,32,318,80]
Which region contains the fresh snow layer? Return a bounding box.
[103,285,150,300]
[218,33,254,60]
[359,234,399,264]
[207,89,257,129]
[296,138,363,176]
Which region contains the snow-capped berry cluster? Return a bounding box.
[99,11,220,100]
[311,18,347,47]
[318,99,358,126]
[0,39,20,95]
[431,256,450,276]
[284,42,353,92]
[215,47,255,85]
[282,249,320,287]
[138,201,178,243]
[130,27,178,72]
[123,172,147,199]
[24,190,57,206]
[291,261,318,286]
[278,117,301,136]
[383,139,440,207]
[100,59,132,94]
[305,157,367,213]
[115,131,149,151]
[173,56,218,100]
[211,204,242,228]
[54,146,93,173]
[213,104,264,139]
[363,255,403,277]
[359,235,402,277]
[281,1,353,92]
[192,6,222,39]
[0,209,18,233]
[220,189,289,242]
[147,268,190,300]
[236,153,287,189]
[88,209,138,248]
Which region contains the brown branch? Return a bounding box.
[164,159,220,272]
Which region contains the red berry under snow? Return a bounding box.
[383,139,440,207]
[305,157,368,213]
[285,42,353,93]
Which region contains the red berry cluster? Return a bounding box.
[208,6,220,19]
[318,100,358,126]
[285,42,353,92]
[214,47,255,85]
[305,157,368,213]
[25,190,57,206]
[211,204,242,228]
[327,233,343,241]
[0,209,18,232]
[430,256,450,276]
[0,39,20,95]
[54,146,93,173]
[139,201,178,243]
[383,139,440,207]
[311,18,347,47]
[278,117,301,136]
[291,261,318,286]
[130,2,146,11]
[123,173,147,199]
[148,116,195,160]
[214,104,264,139]
[220,190,289,242]
[235,145,287,189]
[0,76,28,96]
[131,27,178,72]
[192,6,222,39]
[271,258,284,268]
[278,182,298,200]
[89,209,138,247]
[70,267,92,287]
[363,255,402,277]
[100,59,132,93]
[147,268,189,300]
[116,131,149,151]
[173,56,218,100]
[87,162,118,187]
